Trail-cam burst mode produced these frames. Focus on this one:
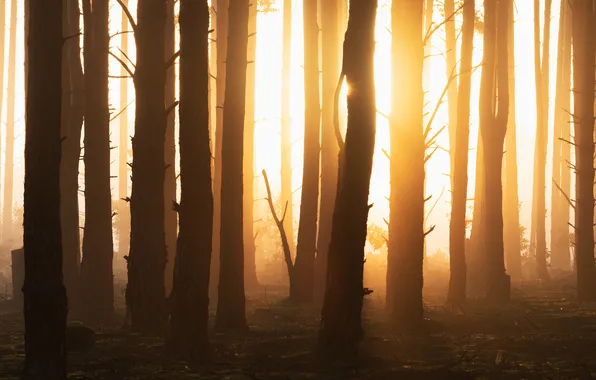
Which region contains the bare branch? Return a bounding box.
[553,180,575,210]
[116,0,137,34]
[109,50,134,79]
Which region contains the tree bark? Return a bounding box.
[448,0,475,307]
[80,0,114,323]
[215,0,249,331]
[316,0,341,304]
[169,0,213,361]
[445,0,457,189]
[118,0,130,264]
[127,0,168,333]
[503,0,521,279]
[550,0,572,270]
[21,0,68,377]
[293,0,320,303]
[387,0,425,325]
[318,0,377,360]
[481,0,510,303]
[571,0,596,301]
[164,0,177,297]
[468,130,486,297]
[531,0,552,282]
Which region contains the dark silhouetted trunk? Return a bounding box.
[387,0,425,326]
[215,0,249,331]
[448,0,474,307]
[164,0,177,297]
[468,131,485,297]
[318,0,377,360]
[531,0,552,281]
[293,0,320,303]
[211,0,228,296]
[61,0,85,312]
[21,0,67,377]
[80,0,114,323]
[118,0,130,263]
[316,0,341,303]
[243,1,259,291]
[3,0,17,243]
[503,0,521,279]
[550,0,572,270]
[481,0,509,303]
[127,0,168,333]
[281,0,295,258]
[572,0,596,301]
[169,0,213,361]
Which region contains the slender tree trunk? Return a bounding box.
[445,0,457,188]
[316,0,340,304]
[211,0,228,296]
[503,0,521,279]
[21,0,67,376]
[215,0,249,331]
[164,0,177,297]
[281,0,295,257]
[169,0,212,361]
[3,0,17,244]
[243,1,259,291]
[318,0,377,360]
[60,0,85,313]
[481,0,510,303]
[448,0,474,307]
[571,0,596,301]
[387,0,425,326]
[80,0,114,323]
[293,0,320,303]
[468,131,485,297]
[422,0,433,93]
[0,0,6,243]
[531,0,552,281]
[550,0,572,270]
[119,0,130,263]
[127,0,168,333]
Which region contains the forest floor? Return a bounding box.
[1,274,596,379]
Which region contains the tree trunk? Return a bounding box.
[243,1,259,291]
[0,0,7,243]
[387,0,425,326]
[318,0,377,360]
[118,0,130,264]
[211,0,228,296]
[447,0,474,307]
[468,131,485,297]
[293,0,320,303]
[164,0,177,297]
[316,0,341,304]
[280,0,295,258]
[60,0,85,313]
[550,0,572,270]
[80,0,114,323]
[571,0,596,301]
[503,0,521,280]
[21,0,67,376]
[481,0,510,303]
[3,0,17,244]
[444,0,457,189]
[422,0,433,93]
[531,0,552,282]
[169,0,212,361]
[215,0,249,331]
[127,0,168,333]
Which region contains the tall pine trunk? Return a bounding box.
[80,0,115,323]
[280,0,295,258]
[387,0,425,325]
[243,1,259,290]
[169,0,213,361]
[531,0,552,281]
[164,0,177,296]
[448,0,475,306]
[571,0,596,301]
[316,0,340,303]
[550,0,572,270]
[468,130,486,297]
[118,0,130,263]
[503,0,521,280]
[293,0,320,303]
[445,0,457,188]
[21,0,67,376]
[127,0,168,333]
[215,0,249,331]
[481,0,510,303]
[318,0,377,360]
